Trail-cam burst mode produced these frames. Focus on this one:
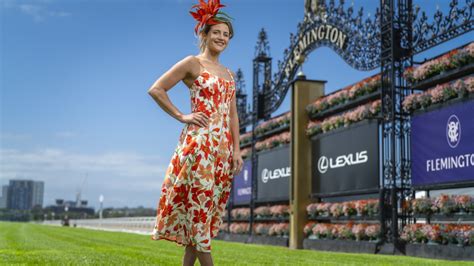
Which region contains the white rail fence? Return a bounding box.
[42,216,156,235]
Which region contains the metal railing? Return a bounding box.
[42,216,156,235]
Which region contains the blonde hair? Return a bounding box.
[198,21,234,53]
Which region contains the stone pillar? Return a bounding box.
[289,76,325,249]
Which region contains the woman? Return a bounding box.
[147,1,243,265]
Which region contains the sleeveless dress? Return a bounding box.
[151,60,236,253]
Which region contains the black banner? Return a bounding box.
[256,145,290,202]
[311,120,379,196]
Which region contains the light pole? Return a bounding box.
[99,194,104,227]
[64,206,69,226]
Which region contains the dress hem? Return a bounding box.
[150,233,213,253]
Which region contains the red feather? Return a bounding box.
[189,0,227,34]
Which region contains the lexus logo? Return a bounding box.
[261,167,291,183]
[318,156,329,173]
[317,151,368,174]
[446,114,461,148]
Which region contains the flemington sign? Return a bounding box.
[411,100,474,187]
[232,160,252,205]
[256,1,381,118]
[284,24,348,77]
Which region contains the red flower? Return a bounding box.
[201,72,210,82]
[183,140,198,156]
[189,0,225,34]
[172,184,189,205]
[201,139,211,159]
[161,204,173,217]
[205,198,213,209]
[193,208,208,224]
[171,155,180,176]
[191,154,202,172]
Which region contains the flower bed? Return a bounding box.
[253,222,289,237]
[401,223,474,246]
[231,207,250,220]
[239,113,290,150]
[226,223,290,236]
[404,42,473,84]
[255,131,290,152]
[306,100,381,136]
[268,222,289,237]
[306,199,379,218]
[239,131,252,147]
[254,204,290,219]
[229,222,250,234]
[409,194,474,215]
[304,222,381,241]
[306,75,381,117]
[254,112,291,137]
[219,222,228,232]
[402,76,473,113]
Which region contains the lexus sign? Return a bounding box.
[317,151,368,174]
[256,145,290,202]
[312,120,379,195]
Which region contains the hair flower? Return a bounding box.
[190,0,233,35]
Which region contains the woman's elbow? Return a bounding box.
[148,86,164,98]
[147,86,157,95]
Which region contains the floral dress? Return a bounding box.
[151,62,235,253]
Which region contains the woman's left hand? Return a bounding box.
[232,152,244,175]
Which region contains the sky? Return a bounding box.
[1,0,472,210]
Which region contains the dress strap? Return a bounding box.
[195,56,207,71]
[225,68,234,83]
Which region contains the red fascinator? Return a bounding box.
[189,0,233,35]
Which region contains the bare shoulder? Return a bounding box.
[177,55,200,71]
[179,55,202,87]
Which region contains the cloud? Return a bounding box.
[2,0,71,22]
[54,131,78,138]
[0,132,33,141]
[0,147,168,208]
[0,147,166,180]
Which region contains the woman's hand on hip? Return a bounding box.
[179,112,209,128]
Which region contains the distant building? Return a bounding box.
[45,198,95,217]
[32,181,44,208]
[0,185,8,209]
[6,179,44,210]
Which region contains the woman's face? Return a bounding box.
[204,23,230,53]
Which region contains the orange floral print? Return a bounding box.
[151,66,236,253]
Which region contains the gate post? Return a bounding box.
[289,76,325,249]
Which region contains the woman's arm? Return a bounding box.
[229,71,244,174]
[147,56,208,128]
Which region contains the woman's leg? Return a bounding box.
[183,245,197,266]
[196,251,214,266]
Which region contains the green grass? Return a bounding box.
[0,221,473,265]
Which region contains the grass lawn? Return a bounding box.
[1,221,473,265]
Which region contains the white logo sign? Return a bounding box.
[317,156,329,174]
[243,169,248,183]
[446,114,461,148]
[261,167,291,183]
[317,151,368,174]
